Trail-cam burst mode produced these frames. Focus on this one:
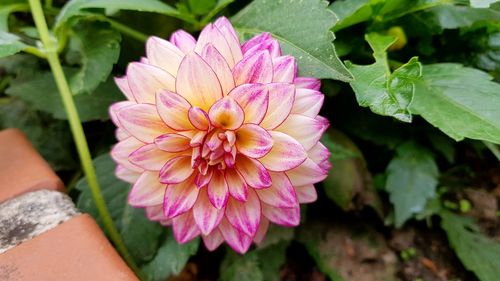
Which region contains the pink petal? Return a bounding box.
[228,84,269,124]
[308,142,331,171]
[126,62,175,103]
[272,56,296,83]
[256,172,298,208]
[295,184,317,203]
[115,128,130,141]
[172,211,201,243]
[110,137,144,172]
[146,36,184,76]
[115,165,141,183]
[195,24,235,67]
[207,169,229,209]
[226,189,261,236]
[109,101,134,128]
[214,17,243,65]
[262,204,300,227]
[117,103,171,143]
[202,229,224,251]
[169,30,196,53]
[276,114,329,150]
[195,168,213,188]
[242,33,281,58]
[208,96,245,130]
[225,168,248,201]
[235,124,273,158]
[294,77,321,91]
[291,89,324,117]
[193,188,224,235]
[201,44,235,95]
[235,155,272,189]
[253,217,269,244]
[259,131,307,172]
[145,204,166,222]
[156,90,194,131]
[188,107,210,131]
[286,158,328,186]
[129,143,182,171]
[114,77,135,101]
[159,155,194,184]
[164,175,199,219]
[155,133,191,153]
[260,83,295,129]
[219,218,253,254]
[176,52,223,111]
[128,171,165,207]
[232,50,273,85]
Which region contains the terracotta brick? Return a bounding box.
[0,129,64,202]
[0,214,138,281]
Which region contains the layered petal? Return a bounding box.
[170,30,196,53]
[291,88,324,118]
[235,124,273,159]
[225,168,248,201]
[228,84,269,124]
[233,50,273,85]
[156,90,194,131]
[256,172,298,208]
[146,36,184,76]
[207,169,229,209]
[126,62,175,103]
[129,171,165,207]
[259,131,307,172]
[117,103,171,143]
[114,77,135,101]
[173,211,201,243]
[193,188,224,235]
[111,137,144,172]
[272,56,296,83]
[129,143,182,171]
[219,218,253,254]
[259,83,295,129]
[115,165,141,183]
[155,133,191,153]
[176,52,223,111]
[201,44,235,95]
[208,96,244,130]
[195,24,235,67]
[214,17,243,64]
[286,158,328,186]
[163,175,199,218]
[294,77,321,91]
[226,189,261,236]
[262,204,300,227]
[235,155,272,188]
[159,156,195,184]
[276,114,329,150]
[295,184,317,203]
[202,229,224,251]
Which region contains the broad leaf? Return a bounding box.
[385,142,439,227]
[220,251,264,281]
[76,154,164,265]
[141,232,199,281]
[55,0,194,31]
[470,0,498,7]
[329,0,372,31]
[441,211,500,281]
[6,70,124,122]
[232,0,353,81]
[427,4,500,29]
[67,21,121,95]
[410,63,500,143]
[0,31,26,58]
[347,33,422,122]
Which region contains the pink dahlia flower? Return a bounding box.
[109,17,330,254]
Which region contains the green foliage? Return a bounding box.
[232,0,352,81]
[347,33,422,122]
[441,211,500,281]
[0,31,26,58]
[385,142,439,227]
[411,63,500,143]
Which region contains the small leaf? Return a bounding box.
[232,0,352,81]
[0,31,27,58]
[322,129,383,217]
[410,63,500,144]
[6,70,124,122]
[440,211,500,281]
[76,154,164,265]
[67,21,121,95]
[141,232,199,281]
[347,33,422,122]
[385,142,439,227]
[220,251,264,281]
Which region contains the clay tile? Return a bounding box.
[0,128,64,202]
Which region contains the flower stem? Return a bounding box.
[27,0,140,275]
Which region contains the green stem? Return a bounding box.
[103,17,148,42]
[27,0,140,275]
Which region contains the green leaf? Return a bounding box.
[322,129,384,217]
[0,99,76,171]
[428,4,500,29]
[66,21,121,95]
[470,0,499,8]
[232,0,352,81]
[0,1,28,32]
[329,0,372,31]
[440,211,500,281]
[187,0,217,15]
[347,33,422,122]
[385,142,439,227]
[76,154,164,265]
[220,251,264,281]
[6,70,124,122]
[141,232,199,281]
[0,31,27,58]
[55,0,194,31]
[410,63,500,144]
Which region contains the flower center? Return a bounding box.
[191,128,237,175]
